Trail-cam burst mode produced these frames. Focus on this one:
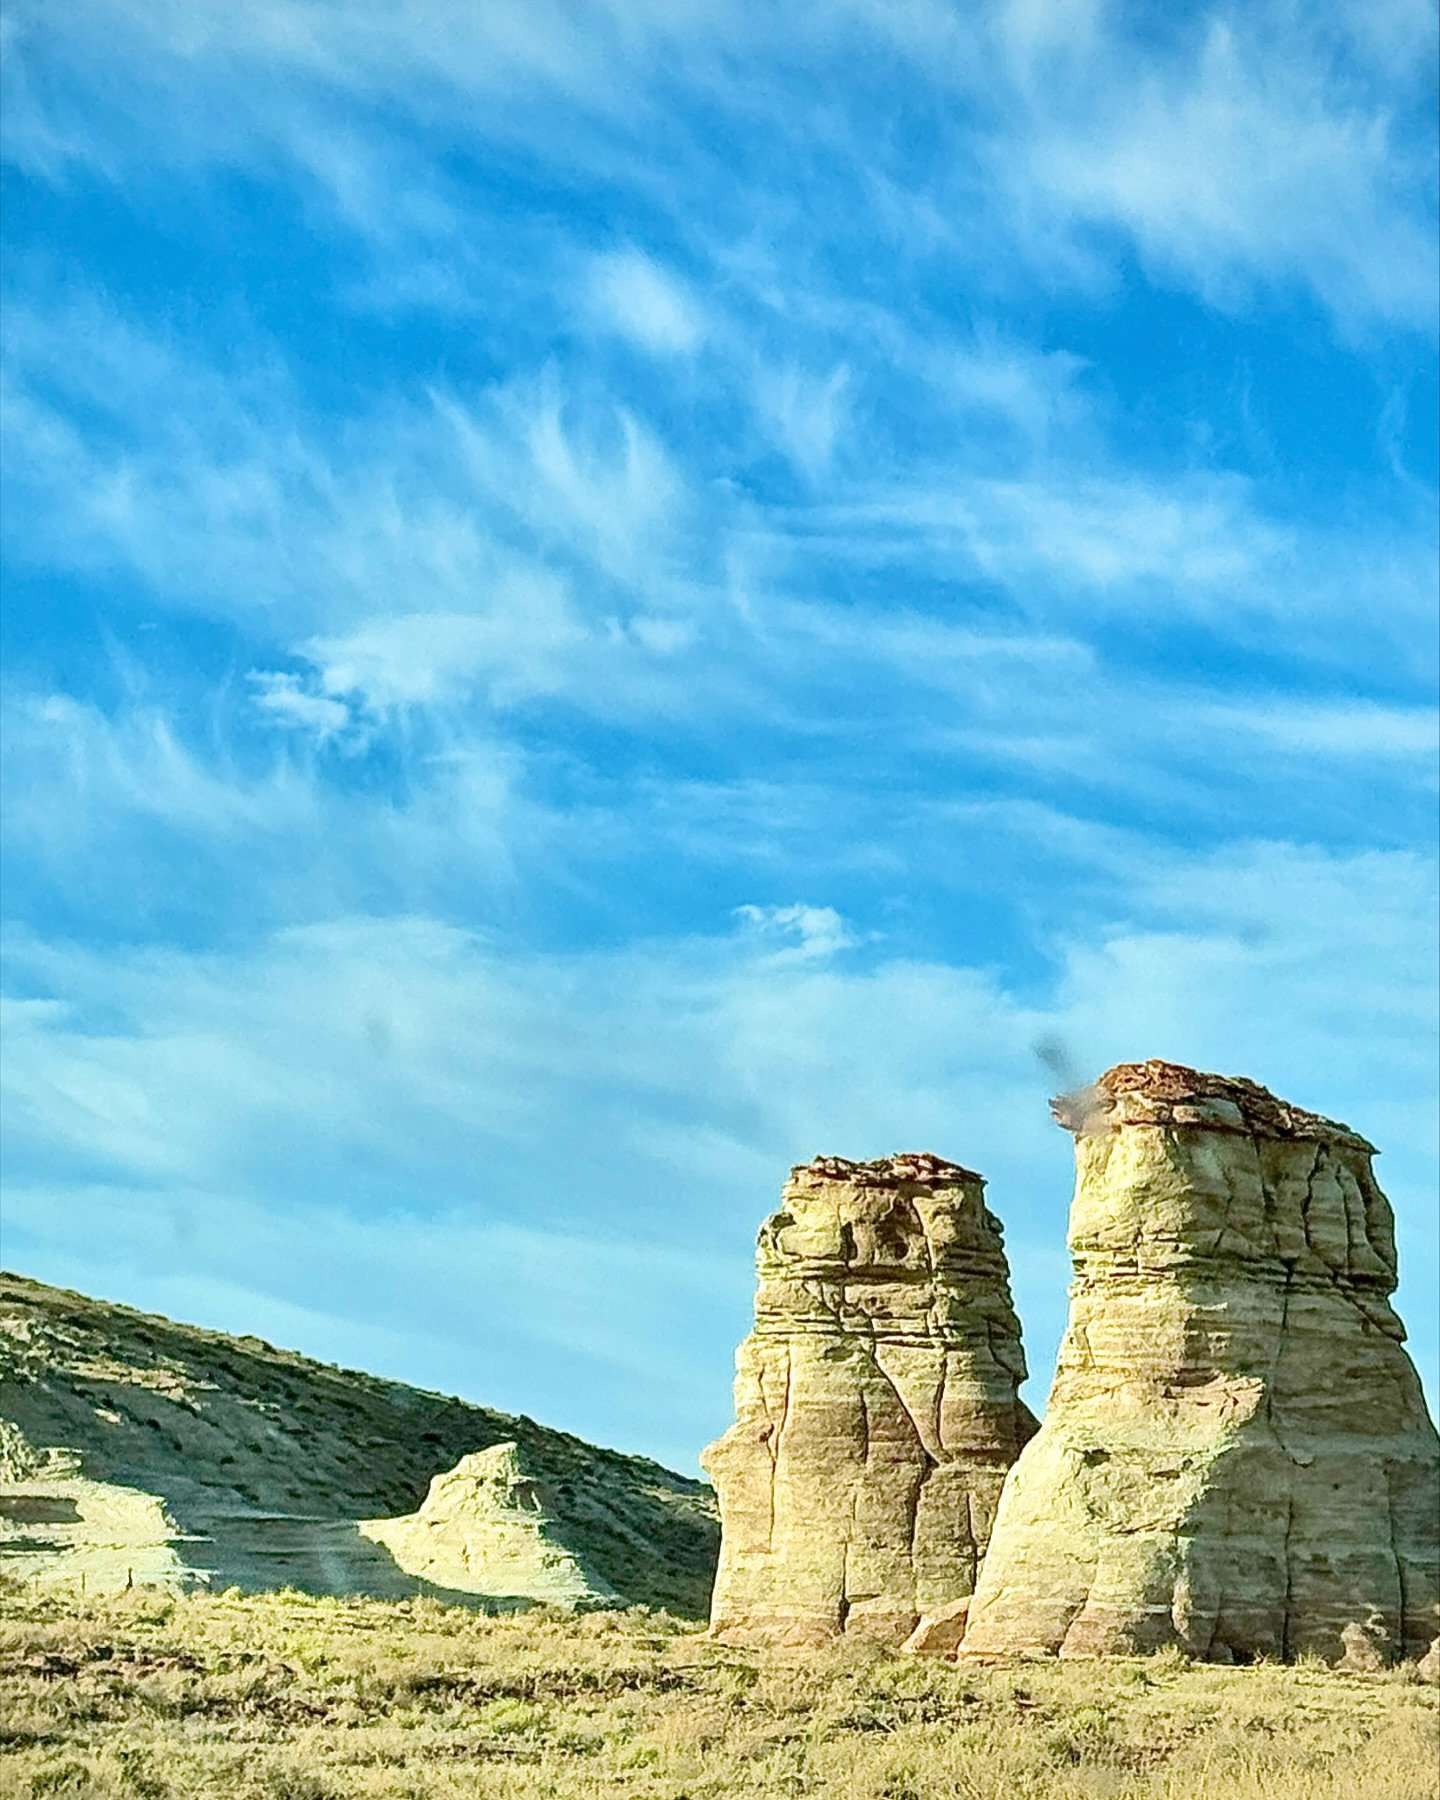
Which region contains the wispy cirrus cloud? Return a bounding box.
[4,1,1433,331]
[1,282,1432,928]
[6,283,1431,686]
[989,10,1438,329]
[588,250,708,356]
[248,671,354,743]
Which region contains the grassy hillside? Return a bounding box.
[0,1273,718,1615]
[2,1584,1435,1800]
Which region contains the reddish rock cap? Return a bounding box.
[791,1152,985,1188]
[1051,1059,1374,1151]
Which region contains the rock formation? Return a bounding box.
[360,1443,621,1607]
[702,1153,1036,1646]
[960,1061,1440,1666]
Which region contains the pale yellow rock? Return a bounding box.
[961,1062,1440,1666]
[1337,1620,1391,1672]
[902,1595,971,1656]
[703,1153,1036,1647]
[0,1475,192,1595]
[360,1443,620,1608]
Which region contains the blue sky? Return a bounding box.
[2,0,1437,1474]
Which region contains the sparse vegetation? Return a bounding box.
[1,1583,1434,1799]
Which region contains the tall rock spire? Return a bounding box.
[961,1061,1440,1666]
[702,1152,1036,1646]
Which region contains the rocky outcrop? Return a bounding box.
[360,1443,621,1607]
[901,1596,971,1656]
[702,1153,1036,1646]
[960,1061,1440,1665]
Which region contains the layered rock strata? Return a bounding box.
[703,1153,1036,1646]
[961,1061,1440,1666]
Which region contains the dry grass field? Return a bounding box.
[1,1583,1435,1800]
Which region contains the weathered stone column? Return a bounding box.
[702,1153,1036,1646]
[961,1061,1440,1666]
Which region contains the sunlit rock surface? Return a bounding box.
[961,1061,1440,1666]
[360,1442,622,1607]
[703,1153,1036,1646]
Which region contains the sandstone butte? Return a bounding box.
[359,1442,623,1608]
[959,1060,1440,1668]
[702,1152,1037,1647]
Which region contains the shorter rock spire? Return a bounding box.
[702,1152,1035,1646]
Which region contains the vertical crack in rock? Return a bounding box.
[702,1152,1035,1647]
[1388,1465,1408,1665]
[1265,1263,1296,1455]
[1300,1144,1321,1265]
[1280,1495,1296,1662]
[961,1060,1440,1666]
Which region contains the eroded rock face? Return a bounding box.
[360,1442,620,1607]
[702,1153,1036,1646]
[961,1061,1440,1665]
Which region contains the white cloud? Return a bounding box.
[1329,0,1440,81]
[969,470,1289,590]
[1,298,719,719]
[4,201,1433,763]
[805,468,1293,607]
[306,585,587,712]
[755,362,851,478]
[1200,697,1440,761]
[1054,845,1440,1188]
[999,11,1436,329]
[938,334,1090,453]
[0,692,525,934]
[518,392,690,582]
[248,670,354,741]
[733,902,858,959]
[589,249,706,355]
